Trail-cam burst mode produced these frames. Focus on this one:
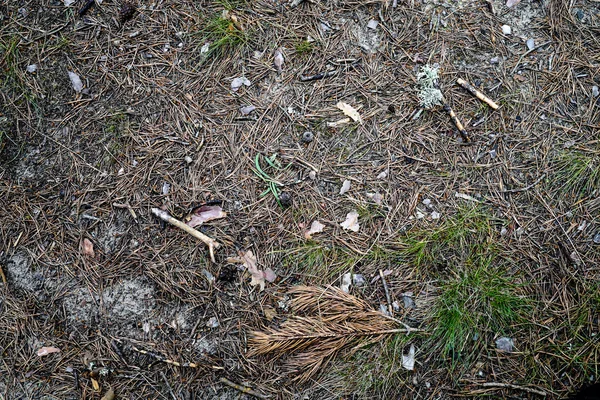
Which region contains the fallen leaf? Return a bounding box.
[339,180,351,195]
[506,0,521,7]
[238,250,276,291]
[274,48,284,73]
[231,76,251,91]
[340,273,352,293]
[37,346,61,357]
[91,378,100,391]
[240,105,256,115]
[304,220,325,239]
[100,388,115,400]
[263,306,277,321]
[82,238,95,258]
[186,205,226,228]
[326,118,351,127]
[402,345,415,370]
[366,192,383,205]
[68,71,83,92]
[336,102,363,123]
[340,211,360,232]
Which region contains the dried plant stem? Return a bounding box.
[456,78,499,109]
[480,382,547,396]
[218,377,269,399]
[151,208,220,262]
[379,269,393,316]
[443,104,470,142]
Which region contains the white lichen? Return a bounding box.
[417,64,443,109]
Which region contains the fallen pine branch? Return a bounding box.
[248,286,420,382]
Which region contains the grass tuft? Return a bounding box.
[553,149,600,200]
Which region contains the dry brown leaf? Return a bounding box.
[336,102,362,123]
[37,346,60,356]
[186,205,226,228]
[91,378,100,391]
[82,238,95,257]
[304,220,325,239]
[100,388,115,400]
[340,211,360,232]
[238,250,276,291]
[274,48,284,73]
[339,180,351,195]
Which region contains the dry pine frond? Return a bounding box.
[248,286,414,383]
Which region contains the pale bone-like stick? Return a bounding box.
[456,78,499,109]
[151,208,220,262]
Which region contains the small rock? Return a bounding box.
[500,227,508,236]
[301,131,314,143]
[490,56,500,65]
[68,71,83,92]
[392,301,401,312]
[501,25,512,35]
[430,211,441,220]
[184,156,193,164]
[308,170,317,180]
[18,7,28,17]
[489,149,497,159]
[201,269,215,283]
[422,198,431,207]
[592,86,599,98]
[26,64,37,73]
[496,336,514,352]
[379,304,391,316]
[526,38,535,50]
[593,233,600,244]
[240,105,256,115]
[402,293,415,309]
[352,274,365,286]
[377,170,388,180]
[206,317,219,328]
[367,20,378,30]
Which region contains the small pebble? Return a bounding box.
[490,56,500,65]
[26,64,37,73]
[367,19,378,30]
[308,170,317,180]
[592,86,599,98]
[526,38,535,50]
[184,156,193,164]
[422,198,431,206]
[501,25,512,35]
[496,337,514,352]
[431,211,441,220]
[301,131,314,143]
[593,233,600,244]
[206,317,219,328]
[240,105,256,115]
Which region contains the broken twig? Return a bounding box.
[151,208,220,262]
[300,70,338,82]
[456,78,499,109]
[219,377,268,399]
[444,104,470,142]
[379,269,393,316]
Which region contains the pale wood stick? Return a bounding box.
[151,208,220,262]
[379,269,393,316]
[443,104,470,142]
[219,377,269,399]
[480,382,546,396]
[457,78,499,109]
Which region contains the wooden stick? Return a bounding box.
[151,208,220,262]
[456,78,499,109]
[219,377,269,399]
[379,270,393,316]
[443,104,470,142]
[480,382,547,397]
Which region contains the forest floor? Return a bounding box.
[1,0,599,398]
